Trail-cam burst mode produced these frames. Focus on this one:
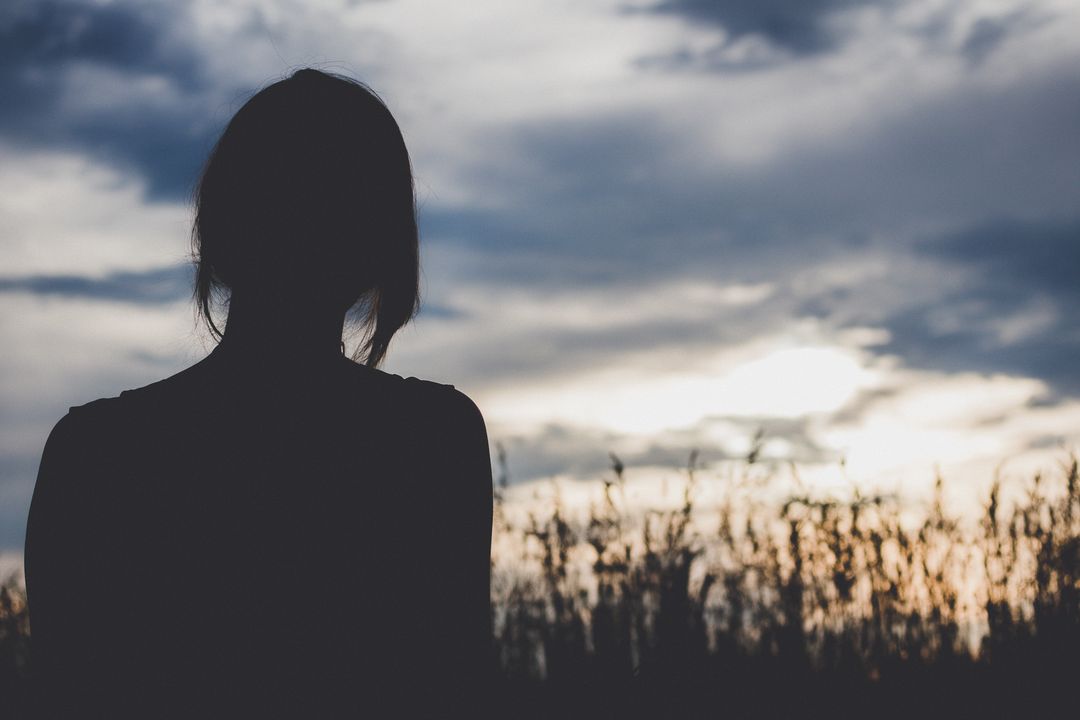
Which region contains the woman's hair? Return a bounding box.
[191,68,420,368]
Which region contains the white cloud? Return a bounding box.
[0,146,191,276]
[0,294,200,455]
[820,368,1080,493]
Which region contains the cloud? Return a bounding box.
[959,8,1046,66]
[492,412,831,484]
[407,28,1080,403]
[0,0,197,77]
[482,345,1080,490]
[0,264,192,304]
[923,218,1080,303]
[638,0,884,55]
[633,0,1060,74]
[822,367,1080,488]
[0,145,192,275]
[421,47,1080,280]
[873,218,1080,394]
[961,16,1014,66]
[0,0,220,199]
[3,0,1080,551]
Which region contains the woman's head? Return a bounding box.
[192,68,419,368]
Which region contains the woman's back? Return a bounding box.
[26,341,493,717]
[23,66,494,717]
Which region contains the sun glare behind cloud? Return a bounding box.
[483,342,875,437]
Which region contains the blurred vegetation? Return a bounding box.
[490,451,1079,717]
[2,453,1077,718]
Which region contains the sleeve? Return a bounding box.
[432,389,495,713]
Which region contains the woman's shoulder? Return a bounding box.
[407,378,485,425]
[32,396,128,521]
[355,365,486,425]
[42,361,213,449]
[35,394,137,491]
[44,359,487,440]
[45,395,126,444]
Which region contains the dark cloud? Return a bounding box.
[496,424,626,481]
[875,218,1080,394]
[0,264,461,326]
[0,1,192,74]
[634,42,789,73]
[923,218,1080,302]
[426,59,1080,290]
[960,10,1040,66]
[0,264,193,303]
[421,112,825,288]
[415,59,1080,397]
[640,0,884,55]
[961,16,1013,65]
[0,0,219,199]
[494,415,831,484]
[635,4,1054,76]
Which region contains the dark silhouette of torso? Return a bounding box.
[25,338,494,718]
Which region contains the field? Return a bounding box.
[1,452,1077,718]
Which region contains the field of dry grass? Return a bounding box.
[489,451,1079,716]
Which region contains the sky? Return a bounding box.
[1,0,1079,557]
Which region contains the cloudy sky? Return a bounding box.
[1,0,1079,555]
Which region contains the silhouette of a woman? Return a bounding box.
[25,69,494,718]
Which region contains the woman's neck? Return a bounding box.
[216,290,347,364]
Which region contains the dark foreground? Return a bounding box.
[2,455,1077,718]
